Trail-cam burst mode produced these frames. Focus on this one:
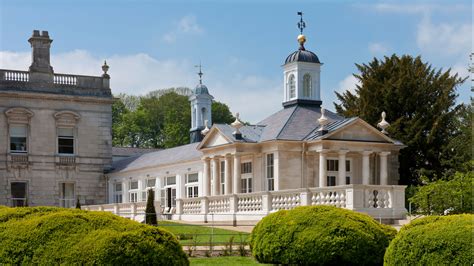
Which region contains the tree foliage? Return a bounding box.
[112,88,234,148]
[384,214,474,265]
[334,54,467,185]
[250,206,396,265]
[145,189,157,226]
[409,171,473,215]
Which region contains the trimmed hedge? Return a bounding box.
[0,206,188,265]
[250,205,396,265]
[384,214,474,265]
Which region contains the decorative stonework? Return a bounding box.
[53,110,80,127]
[5,107,34,124]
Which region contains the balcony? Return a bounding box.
[7,153,29,169]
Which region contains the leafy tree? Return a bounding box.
[112,88,234,149]
[334,55,466,185]
[212,101,235,124]
[145,189,158,226]
[409,172,473,215]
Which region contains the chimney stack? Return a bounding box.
[28,30,54,82]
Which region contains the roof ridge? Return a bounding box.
[275,106,299,139]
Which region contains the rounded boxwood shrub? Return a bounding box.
[384,214,474,265]
[0,206,188,265]
[250,205,396,265]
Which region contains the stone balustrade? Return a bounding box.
[0,69,110,90]
[83,201,160,222]
[84,185,406,223]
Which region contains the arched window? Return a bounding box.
[192,108,196,128]
[288,74,296,99]
[303,73,312,98]
[201,107,207,126]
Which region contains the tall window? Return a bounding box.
[58,127,74,154]
[220,161,225,194]
[141,178,156,202]
[241,177,253,193]
[186,173,199,198]
[266,154,275,191]
[114,183,123,203]
[10,125,27,153]
[241,162,252,174]
[288,74,296,99]
[11,182,27,207]
[326,159,352,186]
[60,183,75,208]
[303,74,312,98]
[129,180,139,203]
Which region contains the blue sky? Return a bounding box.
[0,0,471,122]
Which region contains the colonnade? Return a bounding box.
[202,154,241,197]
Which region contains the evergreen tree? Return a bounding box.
[75,197,81,209]
[334,55,467,185]
[145,189,157,226]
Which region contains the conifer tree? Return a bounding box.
[334,54,467,185]
[75,197,81,209]
[145,189,158,226]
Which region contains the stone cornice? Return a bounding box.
[0,91,114,104]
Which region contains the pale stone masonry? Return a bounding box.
[0,30,113,207]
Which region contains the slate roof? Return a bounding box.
[285,49,321,64]
[213,124,265,143]
[111,142,201,173]
[112,147,162,157]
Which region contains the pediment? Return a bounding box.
[325,119,394,143]
[198,128,232,149]
[5,107,34,124]
[54,110,81,126]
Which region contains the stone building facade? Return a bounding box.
[0,30,113,207]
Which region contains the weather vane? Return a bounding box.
[195,62,203,84]
[297,11,306,34]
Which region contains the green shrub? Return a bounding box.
[250,205,396,265]
[384,214,474,265]
[0,206,188,265]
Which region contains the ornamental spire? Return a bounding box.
[296,12,307,50]
[195,62,203,85]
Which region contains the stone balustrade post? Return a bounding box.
[392,185,407,218]
[300,189,311,206]
[99,206,104,211]
[262,192,272,213]
[113,203,119,215]
[176,199,183,215]
[201,197,209,223]
[229,194,238,226]
[131,203,137,220]
[154,201,161,215]
[344,185,365,210]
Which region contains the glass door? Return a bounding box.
[11,182,27,207]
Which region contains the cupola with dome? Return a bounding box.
[189,64,213,143]
[282,12,322,108]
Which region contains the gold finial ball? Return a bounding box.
[297,34,306,44]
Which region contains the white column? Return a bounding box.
[203,158,211,196]
[212,157,220,196]
[319,150,327,187]
[107,178,114,203]
[176,173,185,199]
[379,152,390,185]
[225,155,232,195]
[123,180,129,203]
[361,151,372,185]
[338,150,348,186]
[233,154,241,194]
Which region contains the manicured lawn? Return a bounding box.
[189,257,262,265]
[158,221,250,245]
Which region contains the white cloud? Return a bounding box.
[417,15,471,57]
[0,50,281,123]
[368,42,389,55]
[163,15,203,43]
[337,74,360,94]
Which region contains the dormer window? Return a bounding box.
[288,74,296,99]
[10,125,28,153]
[303,73,312,98]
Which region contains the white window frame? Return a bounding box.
[241,176,253,193]
[326,158,352,186]
[113,182,123,203]
[266,153,275,191]
[303,73,312,98]
[9,124,28,154]
[288,74,296,99]
[59,182,75,208]
[129,180,139,203]
[57,127,75,155]
[220,161,225,195]
[185,173,199,198]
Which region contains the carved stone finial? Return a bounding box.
[377,111,390,134]
[318,107,329,132]
[201,120,210,136]
[231,112,243,135]
[102,60,110,77]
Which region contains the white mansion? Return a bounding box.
[0,26,407,222]
[85,29,407,221]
